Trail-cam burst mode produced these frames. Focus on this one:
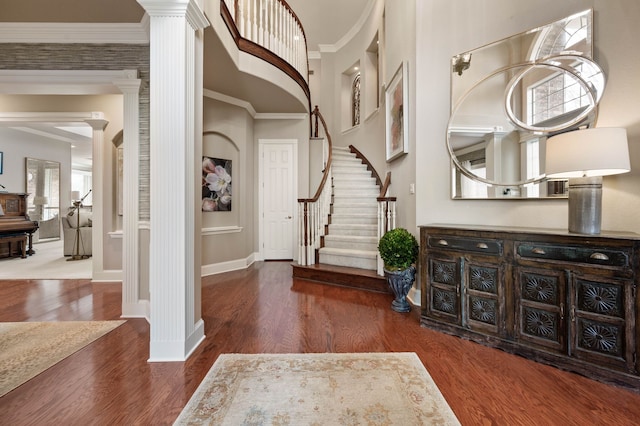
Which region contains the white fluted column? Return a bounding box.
[113,70,143,318]
[85,116,109,279]
[138,0,209,361]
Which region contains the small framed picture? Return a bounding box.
[0,151,3,174]
[385,61,409,162]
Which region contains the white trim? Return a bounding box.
[0,70,138,95]
[108,230,124,239]
[255,113,308,120]
[203,89,257,117]
[202,226,243,235]
[0,21,150,44]
[122,300,151,321]
[91,269,123,282]
[148,319,205,362]
[139,220,151,230]
[201,253,257,277]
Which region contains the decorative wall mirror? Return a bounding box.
[448,9,605,199]
[26,157,61,240]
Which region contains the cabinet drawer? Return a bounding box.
[517,243,629,268]
[428,235,502,255]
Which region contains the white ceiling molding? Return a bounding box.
[318,0,377,54]
[202,90,307,120]
[0,16,149,44]
[0,69,136,94]
[204,89,257,118]
[0,111,104,123]
[254,113,307,120]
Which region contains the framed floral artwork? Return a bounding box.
[385,61,409,162]
[202,156,232,211]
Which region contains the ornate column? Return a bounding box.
[137,0,209,361]
[113,70,144,318]
[85,115,109,278]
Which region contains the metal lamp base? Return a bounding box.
[568,176,602,235]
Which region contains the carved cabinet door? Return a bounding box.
[426,252,462,326]
[569,274,636,374]
[463,258,505,336]
[514,267,568,354]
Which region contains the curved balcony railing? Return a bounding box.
[221,0,310,100]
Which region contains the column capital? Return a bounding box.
[137,0,209,30]
[85,117,109,131]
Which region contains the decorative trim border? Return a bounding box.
[0,17,150,44]
[202,226,243,235]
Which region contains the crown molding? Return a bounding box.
[0,69,138,95]
[0,19,150,44]
[203,89,257,117]
[254,113,307,120]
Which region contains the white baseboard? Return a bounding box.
[201,252,258,276]
[122,300,150,321]
[408,286,421,307]
[91,269,123,282]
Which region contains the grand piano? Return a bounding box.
[0,192,39,256]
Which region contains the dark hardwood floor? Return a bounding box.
[1,261,640,425]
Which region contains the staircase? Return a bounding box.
[293,146,389,293]
[319,147,379,270]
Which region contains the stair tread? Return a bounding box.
[319,247,378,257]
[324,234,378,241]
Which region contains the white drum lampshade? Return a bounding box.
[545,127,630,234]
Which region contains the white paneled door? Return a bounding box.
[259,140,297,260]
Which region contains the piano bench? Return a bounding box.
[0,233,28,259]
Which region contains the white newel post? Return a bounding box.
[113,71,143,318]
[137,0,209,362]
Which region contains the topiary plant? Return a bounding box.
[378,227,419,271]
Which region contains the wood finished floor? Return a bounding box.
[1,261,640,425]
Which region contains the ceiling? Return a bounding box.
[0,0,373,167]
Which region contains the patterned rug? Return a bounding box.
[174,352,460,425]
[0,320,125,397]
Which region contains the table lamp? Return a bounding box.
[545,127,630,234]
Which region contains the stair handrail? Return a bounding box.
[297,106,333,265]
[220,0,310,100]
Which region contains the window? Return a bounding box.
[352,73,361,126]
[525,139,540,197]
[528,61,596,125]
[72,169,92,206]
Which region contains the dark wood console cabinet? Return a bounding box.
[420,224,640,390]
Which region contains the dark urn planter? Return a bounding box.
[384,265,416,313]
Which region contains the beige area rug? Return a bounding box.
[0,320,125,397]
[174,352,460,425]
[0,239,91,280]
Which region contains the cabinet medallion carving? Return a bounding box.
[522,273,558,304]
[469,266,497,293]
[470,297,497,325]
[577,280,621,317]
[432,260,455,285]
[432,289,457,315]
[578,319,622,356]
[523,307,558,341]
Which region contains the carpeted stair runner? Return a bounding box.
[318,147,380,271]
